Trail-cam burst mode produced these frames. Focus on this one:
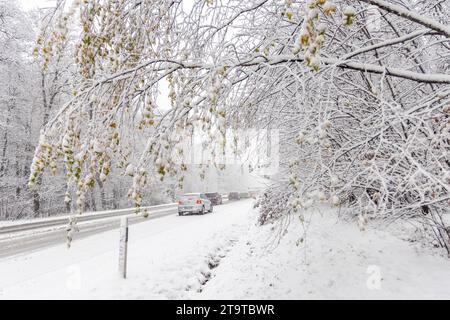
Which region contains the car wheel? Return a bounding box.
[201,206,205,215]
[178,212,183,216]
[210,205,213,213]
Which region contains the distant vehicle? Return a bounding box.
[177,193,213,216]
[249,191,258,199]
[228,192,241,200]
[239,192,250,199]
[248,191,258,199]
[205,192,223,205]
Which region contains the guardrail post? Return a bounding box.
[119,217,128,279]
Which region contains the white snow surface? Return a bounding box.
[199,207,450,299]
[1,200,450,299]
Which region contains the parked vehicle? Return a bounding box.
[205,192,223,205]
[239,192,250,199]
[177,193,213,216]
[228,192,241,200]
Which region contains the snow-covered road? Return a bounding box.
[0,199,256,299]
[0,206,178,259]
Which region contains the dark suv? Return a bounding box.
[205,192,223,205]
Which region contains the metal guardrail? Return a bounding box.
[0,204,175,235]
[0,194,231,235]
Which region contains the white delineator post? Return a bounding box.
[119,217,129,279]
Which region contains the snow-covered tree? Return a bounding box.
[31,0,450,251]
[0,1,146,220]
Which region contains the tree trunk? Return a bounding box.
[97,178,107,210]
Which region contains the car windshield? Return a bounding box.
[180,194,200,199]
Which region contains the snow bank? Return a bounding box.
[198,207,450,299]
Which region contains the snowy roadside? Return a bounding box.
[197,206,450,300]
[0,200,256,299]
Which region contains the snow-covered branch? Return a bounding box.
[359,0,450,38]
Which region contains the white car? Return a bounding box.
[177,193,213,216]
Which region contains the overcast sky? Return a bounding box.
[18,0,56,10]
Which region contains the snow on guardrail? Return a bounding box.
[0,194,231,234]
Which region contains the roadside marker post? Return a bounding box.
[119,217,128,279]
